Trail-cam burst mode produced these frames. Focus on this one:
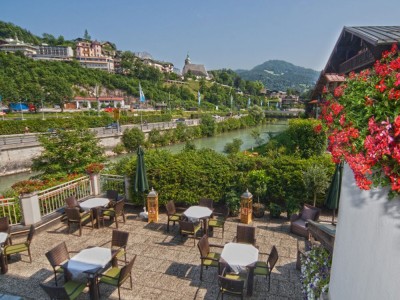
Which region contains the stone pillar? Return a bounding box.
[90,173,100,195]
[20,192,41,225]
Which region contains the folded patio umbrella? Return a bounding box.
[134,146,149,205]
[325,162,343,224]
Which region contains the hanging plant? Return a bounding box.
[319,44,400,198]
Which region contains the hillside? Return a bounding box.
[236,60,320,93]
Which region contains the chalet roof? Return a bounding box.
[311,26,400,100]
[344,26,400,45]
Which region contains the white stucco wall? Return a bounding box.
[329,164,400,300]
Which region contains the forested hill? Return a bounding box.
[236,60,320,92]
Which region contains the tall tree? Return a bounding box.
[32,129,105,178]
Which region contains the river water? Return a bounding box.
[0,121,288,192]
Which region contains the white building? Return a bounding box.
[0,38,37,56]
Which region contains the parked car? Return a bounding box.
[176,118,185,123]
[103,106,114,113]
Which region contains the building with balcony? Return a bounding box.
[0,38,37,56]
[312,26,400,100]
[33,45,73,61]
[75,40,114,72]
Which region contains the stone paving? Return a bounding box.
[0,207,308,299]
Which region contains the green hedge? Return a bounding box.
[0,113,173,135]
[114,148,235,205]
[112,147,334,208]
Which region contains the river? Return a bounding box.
[0,121,288,191]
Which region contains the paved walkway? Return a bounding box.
[0,207,305,299]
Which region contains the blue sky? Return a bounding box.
[1,0,399,72]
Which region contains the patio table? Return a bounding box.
[80,198,109,228]
[220,242,259,296]
[66,246,112,300]
[183,206,213,232]
[0,232,9,274]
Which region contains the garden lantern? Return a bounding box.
[240,189,253,224]
[147,188,158,223]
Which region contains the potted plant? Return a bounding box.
[269,202,282,218]
[285,196,300,219]
[247,170,268,218]
[225,190,240,217]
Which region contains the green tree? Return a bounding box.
[303,163,330,206]
[251,128,264,147]
[223,138,243,154]
[248,105,265,124]
[31,129,105,178]
[200,114,216,137]
[121,127,145,152]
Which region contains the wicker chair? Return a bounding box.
[0,216,12,245]
[45,242,70,286]
[99,255,136,300]
[208,206,229,239]
[199,198,213,210]
[179,219,202,246]
[106,190,120,208]
[218,267,246,300]
[3,225,35,264]
[65,207,93,236]
[65,195,80,209]
[197,234,223,280]
[110,230,129,264]
[40,281,86,300]
[235,224,257,246]
[101,199,126,228]
[290,204,321,238]
[165,200,182,232]
[254,245,279,291]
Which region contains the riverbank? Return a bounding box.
[0,122,288,191]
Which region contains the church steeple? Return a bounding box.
[185,52,191,65]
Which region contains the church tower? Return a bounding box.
[185,53,191,65]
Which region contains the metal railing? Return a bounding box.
[37,176,92,217]
[0,197,21,225]
[100,174,125,197]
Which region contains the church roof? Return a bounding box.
[182,63,208,77]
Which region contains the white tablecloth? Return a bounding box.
[67,247,112,278]
[221,242,259,273]
[80,198,109,211]
[183,206,212,222]
[0,232,8,245]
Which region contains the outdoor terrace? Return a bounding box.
[1,206,306,299]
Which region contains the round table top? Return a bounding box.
[221,242,259,267]
[80,197,109,210]
[183,206,213,219]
